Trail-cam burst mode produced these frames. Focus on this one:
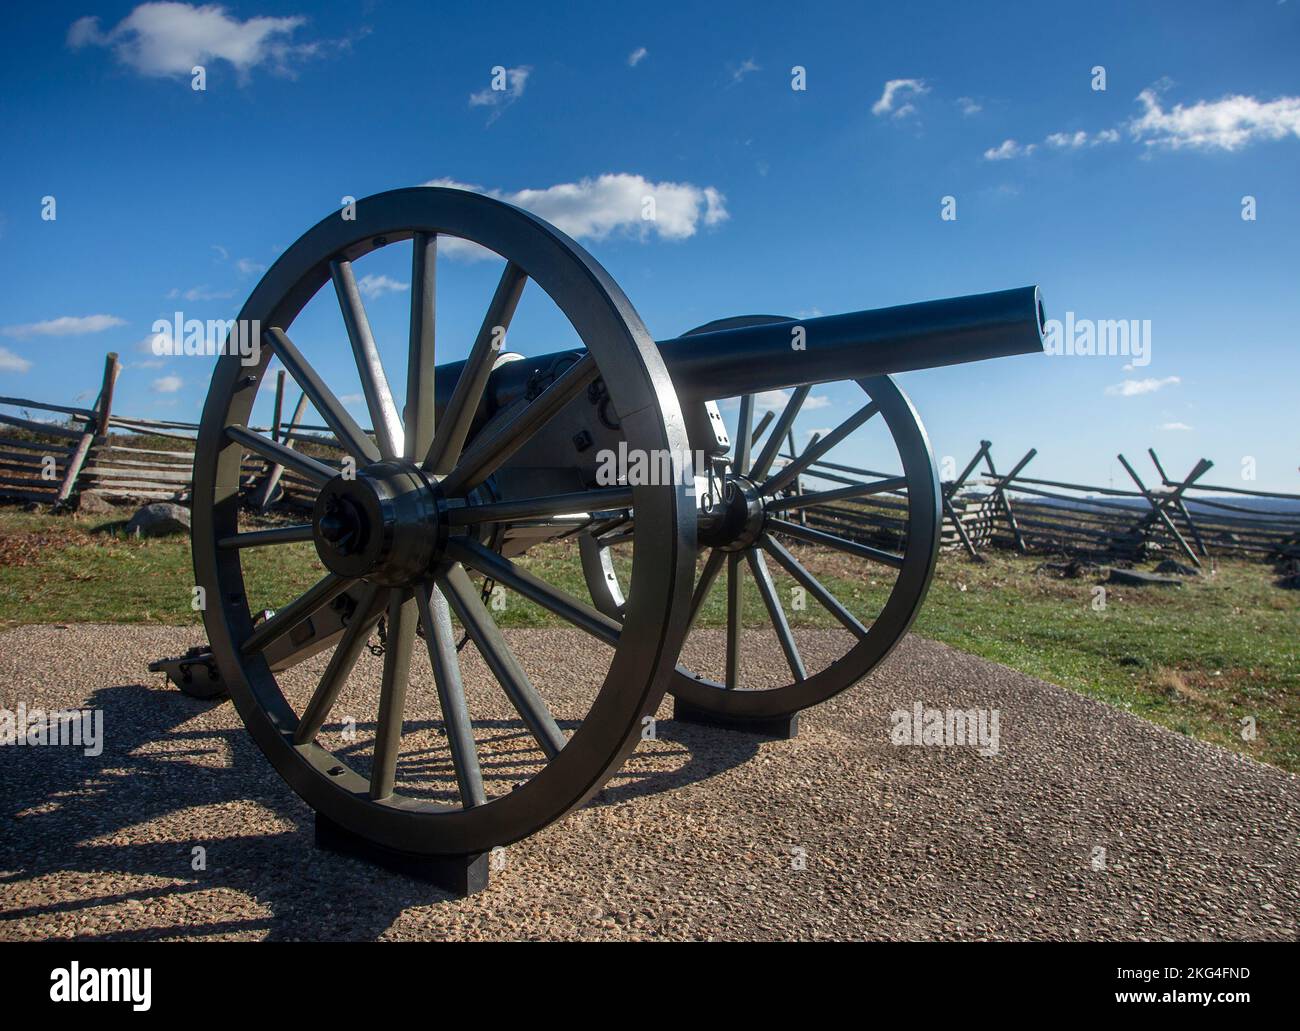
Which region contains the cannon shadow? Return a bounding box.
[0,681,756,940]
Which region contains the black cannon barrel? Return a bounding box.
[437,285,1044,415]
[660,285,1044,401]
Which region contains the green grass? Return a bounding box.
[1,504,1296,771]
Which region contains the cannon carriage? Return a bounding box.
[178,186,1044,890]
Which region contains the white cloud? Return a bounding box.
[988,127,1120,161]
[1129,88,1300,151]
[721,390,831,412]
[730,58,760,83]
[983,138,1036,161]
[2,314,126,338]
[627,46,647,68]
[236,257,266,276]
[338,393,364,405]
[1105,375,1181,397]
[66,3,340,79]
[1046,130,1086,149]
[0,347,33,373]
[1045,128,1121,149]
[469,65,531,120]
[872,78,928,118]
[166,285,233,301]
[357,273,408,299]
[751,391,790,411]
[153,374,183,393]
[422,174,728,258]
[957,96,982,116]
[1160,421,1193,431]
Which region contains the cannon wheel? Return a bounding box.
[192,187,693,857]
[581,314,940,720]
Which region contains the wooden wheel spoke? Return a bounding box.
[241,573,355,656]
[424,262,527,474]
[331,258,404,460]
[762,400,879,495]
[405,232,437,461]
[442,565,567,760]
[446,486,634,527]
[439,353,598,496]
[767,517,905,569]
[765,475,908,512]
[226,424,337,488]
[253,391,310,510]
[294,583,385,744]
[760,534,868,638]
[415,583,486,808]
[751,384,810,481]
[218,523,315,549]
[446,537,621,647]
[370,590,418,799]
[746,549,806,682]
[725,554,743,689]
[263,327,380,463]
[733,393,755,475]
[685,549,725,633]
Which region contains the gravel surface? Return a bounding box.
[1,623,1295,941]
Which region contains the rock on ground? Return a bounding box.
[1154,559,1201,577]
[1106,567,1183,588]
[76,493,120,516]
[125,503,191,538]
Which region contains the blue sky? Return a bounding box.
[1,0,1297,490]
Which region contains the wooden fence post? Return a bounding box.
[270,369,286,443]
[1148,449,1213,557]
[1117,452,1202,566]
[254,391,309,510]
[943,440,992,559]
[56,351,119,504]
[984,447,1037,552]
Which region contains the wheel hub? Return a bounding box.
[311,460,445,586]
[699,474,766,551]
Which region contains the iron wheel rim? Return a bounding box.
[192,187,694,856]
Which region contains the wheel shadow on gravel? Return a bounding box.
[0,682,756,941]
[323,716,761,810]
[591,720,762,807]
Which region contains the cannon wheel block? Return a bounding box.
[673,696,799,739]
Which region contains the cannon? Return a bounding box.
[187,187,1043,890]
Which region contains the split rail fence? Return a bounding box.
[3,362,1298,565]
[0,360,334,511]
[791,438,1300,566]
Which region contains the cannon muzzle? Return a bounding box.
[465,285,1044,413]
[659,285,1045,401]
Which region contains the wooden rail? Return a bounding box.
[0,355,350,509]
[789,439,1300,564]
[4,359,1298,568]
